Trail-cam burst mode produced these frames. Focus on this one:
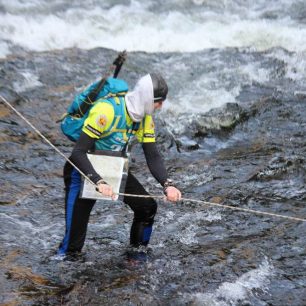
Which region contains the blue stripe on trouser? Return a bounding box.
[142,226,153,244]
[58,168,81,255]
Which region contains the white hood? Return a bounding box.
[125,74,154,122]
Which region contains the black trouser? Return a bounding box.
[58,162,157,255]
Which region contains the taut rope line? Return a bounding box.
[0,95,96,187]
[118,193,306,222]
[1,94,305,223]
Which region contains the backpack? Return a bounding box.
[61,77,129,142]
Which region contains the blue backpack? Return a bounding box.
[61,77,129,142]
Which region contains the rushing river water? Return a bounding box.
[1,0,306,305]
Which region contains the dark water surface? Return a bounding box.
[0,47,306,305]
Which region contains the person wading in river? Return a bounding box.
[57,73,182,258]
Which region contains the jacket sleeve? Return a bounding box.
[142,142,168,186]
[70,131,102,184]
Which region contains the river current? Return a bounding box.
[0,1,306,305]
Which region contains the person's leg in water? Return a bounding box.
[123,172,157,256]
[57,162,96,258]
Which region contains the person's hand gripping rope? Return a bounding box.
[163,179,181,202]
[96,180,116,200]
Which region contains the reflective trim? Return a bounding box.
[84,124,103,137]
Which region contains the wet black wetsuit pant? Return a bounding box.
[58,162,157,255]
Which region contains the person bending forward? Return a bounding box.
[58,73,181,256]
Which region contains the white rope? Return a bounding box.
[0,94,96,187]
[1,94,305,223]
[118,193,306,222]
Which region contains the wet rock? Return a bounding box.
[172,102,246,140]
[248,156,305,181]
[176,136,200,151]
[0,86,23,106]
[195,102,246,133]
[0,47,306,306]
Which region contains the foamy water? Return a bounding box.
[1,0,306,58]
[2,0,306,117]
[154,209,222,247]
[189,259,274,305]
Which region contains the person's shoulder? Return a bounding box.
[88,100,115,120]
[82,100,115,137]
[91,100,114,113]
